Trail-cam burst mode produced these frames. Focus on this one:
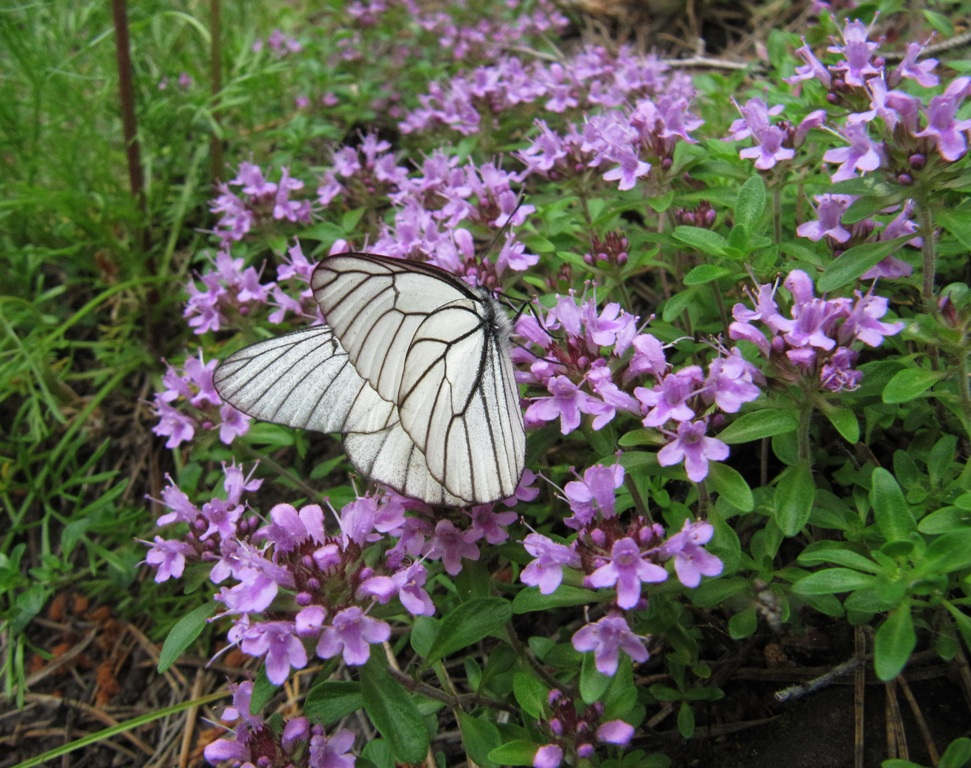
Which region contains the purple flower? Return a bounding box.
[534,744,563,768]
[823,121,882,181]
[144,537,194,582]
[152,400,196,448]
[914,76,971,161]
[586,537,667,608]
[657,420,729,482]
[240,621,308,685]
[891,40,939,88]
[635,366,703,426]
[392,563,435,616]
[821,347,863,392]
[468,505,517,545]
[316,606,391,666]
[796,194,853,243]
[424,519,480,575]
[563,462,625,528]
[788,38,832,88]
[627,333,669,378]
[829,19,880,87]
[572,614,649,675]
[263,503,325,553]
[525,376,604,434]
[156,478,200,526]
[775,271,845,351]
[730,98,794,170]
[660,520,723,587]
[522,533,581,594]
[308,727,356,768]
[597,720,635,745]
[839,290,904,347]
[704,349,762,413]
[218,403,250,444]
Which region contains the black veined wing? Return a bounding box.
[214,254,525,506]
[312,254,526,505]
[213,325,396,434]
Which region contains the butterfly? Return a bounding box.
[214,253,526,506]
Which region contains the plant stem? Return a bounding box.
[797,396,813,466]
[110,0,150,253]
[918,202,936,313]
[210,0,224,183]
[772,181,782,245]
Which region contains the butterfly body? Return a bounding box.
[214,253,525,506]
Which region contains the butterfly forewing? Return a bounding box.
[312,255,473,403]
[213,326,396,435]
[398,298,525,503]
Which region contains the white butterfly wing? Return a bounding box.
[213,326,396,434]
[312,254,471,402]
[398,298,525,503]
[216,254,526,506]
[344,425,466,507]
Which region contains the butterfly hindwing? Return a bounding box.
[213,325,396,435]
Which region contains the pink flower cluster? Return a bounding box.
[146,465,542,684]
[517,91,703,191]
[151,350,249,449]
[203,682,355,768]
[520,459,723,677]
[532,690,635,768]
[401,44,692,137]
[762,19,970,279]
[211,163,312,248]
[730,269,904,392]
[519,294,761,482]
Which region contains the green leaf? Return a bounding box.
[251,667,276,713]
[792,568,877,595]
[672,225,728,255]
[919,506,971,534]
[718,409,799,444]
[940,737,971,768]
[734,174,766,231]
[937,208,971,249]
[488,740,543,766]
[797,544,880,573]
[925,532,971,573]
[728,605,757,639]
[819,401,860,444]
[305,682,363,726]
[927,435,957,488]
[360,656,429,764]
[705,462,754,511]
[457,711,501,768]
[682,264,734,285]
[874,604,916,681]
[774,462,815,536]
[361,738,395,768]
[944,602,971,650]
[579,651,611,704]
[158,602,216,673]
[512,585,601,613]
[661,287,699,323]
[512,673,548,719]
[883,368,947,403]
[691,576,750,608]
[677,701,696,739]
[871,468,915,542]
[424,598,511,666]
[818,236,910,292]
